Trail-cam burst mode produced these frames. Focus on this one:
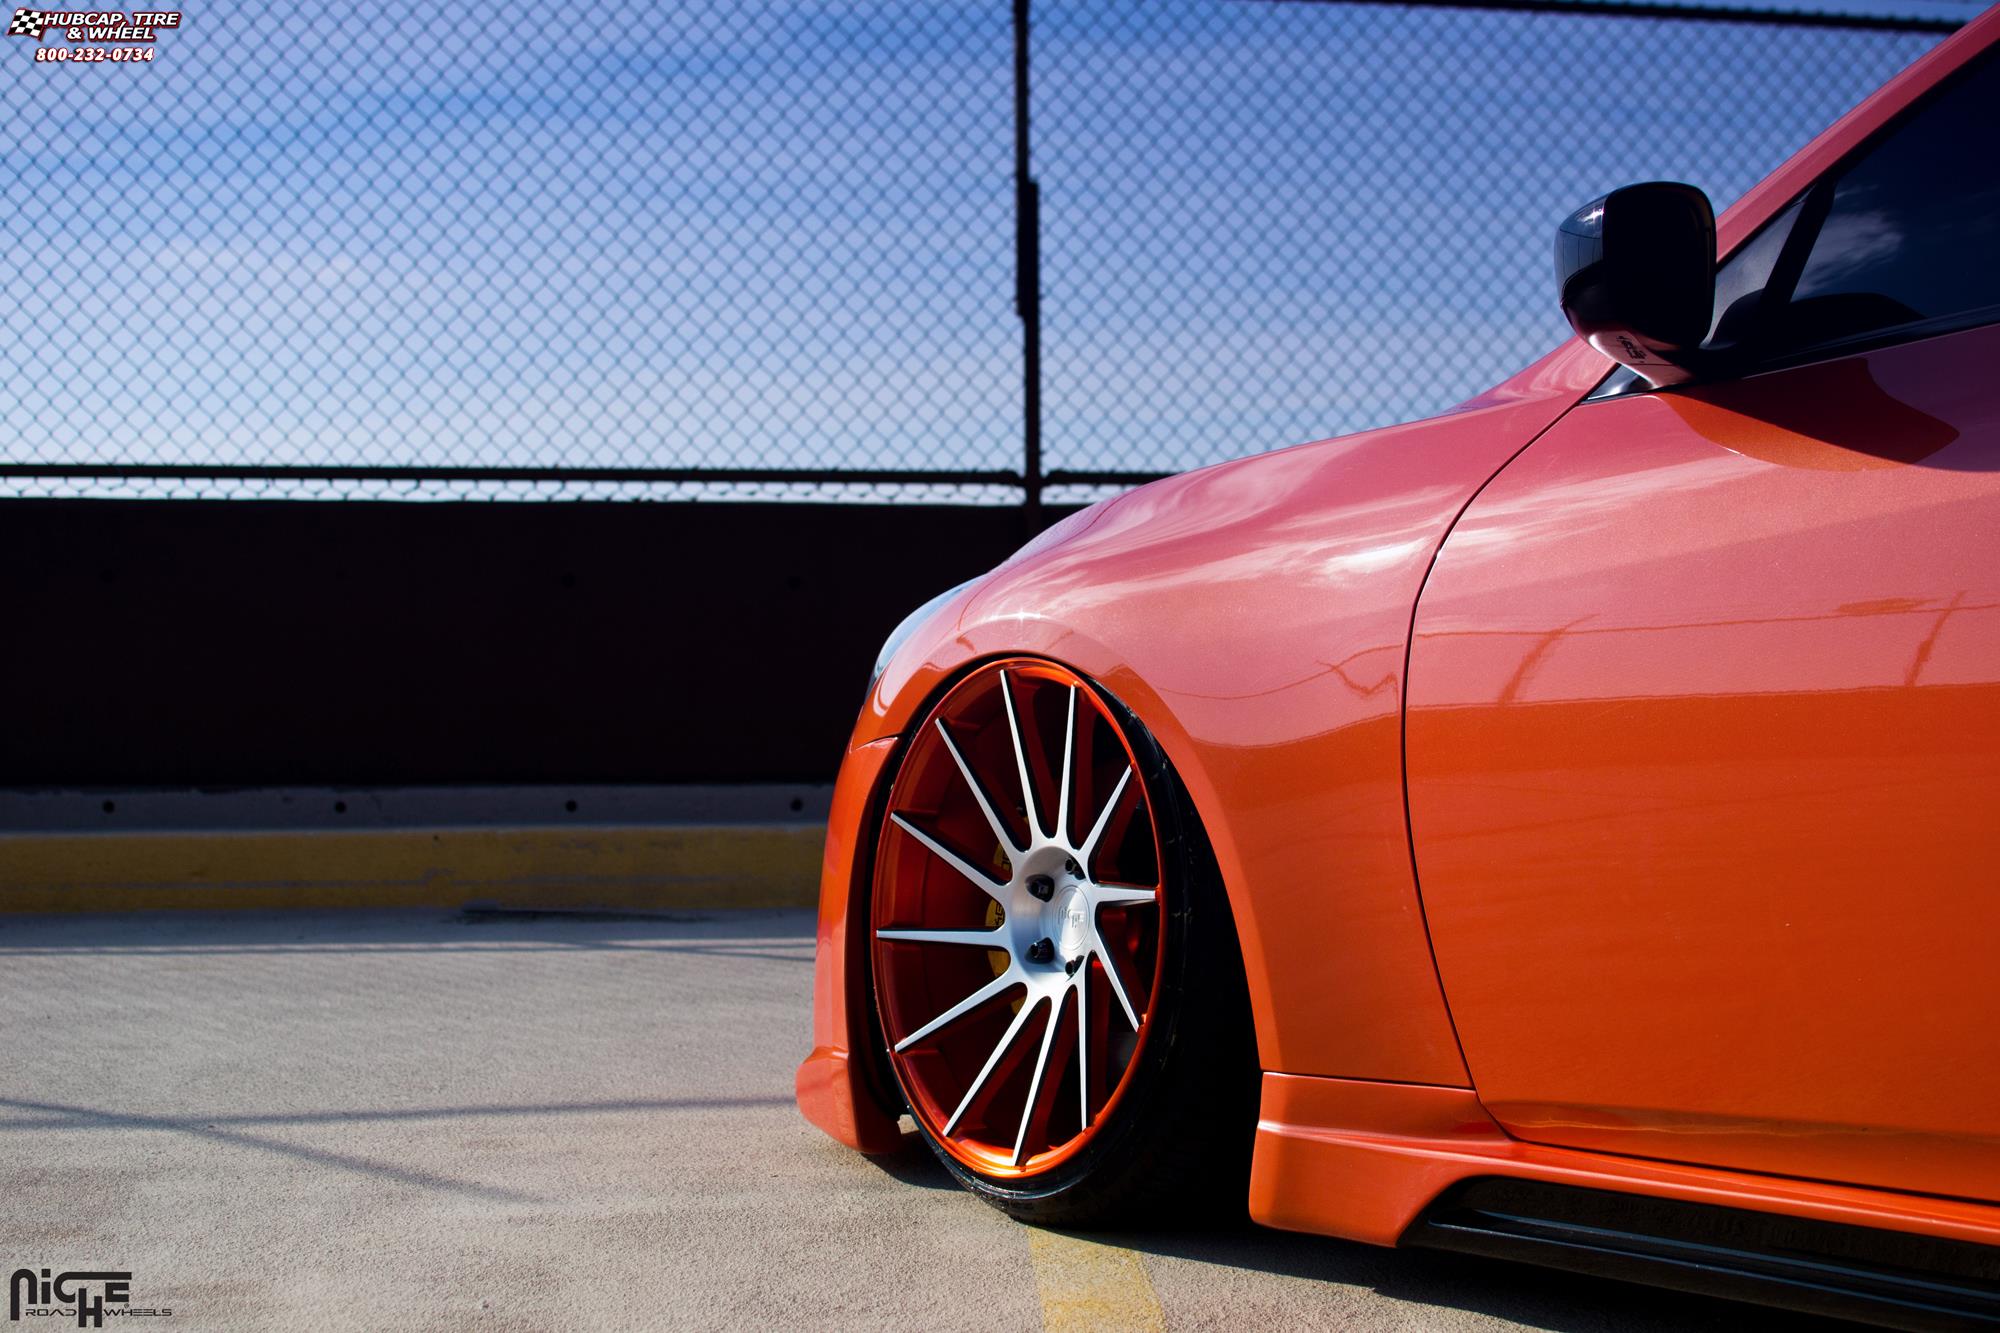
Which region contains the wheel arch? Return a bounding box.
[862,639,1278,1076]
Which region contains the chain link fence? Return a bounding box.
[1035,1,1951,493]
[0,1,1963,503]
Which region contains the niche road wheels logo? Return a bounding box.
[7,1270,171,1328]
[8,10,180,62]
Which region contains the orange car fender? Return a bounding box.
[799,341,1609,1150]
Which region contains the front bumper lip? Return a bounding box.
[796,1043,903,1154]
[795,733,905,1154]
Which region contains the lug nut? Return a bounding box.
[1065,956,1083,977]
[1027,938,1055,964]
[1026,874,1055,901]
[1064,858,1082,878]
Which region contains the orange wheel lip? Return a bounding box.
[870,657,1168,1180]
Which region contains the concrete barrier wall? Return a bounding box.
[0,784,833,912]
[1,499,1045,787]
[0,498,1062,910]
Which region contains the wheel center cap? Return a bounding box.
[1054,885,1090,960]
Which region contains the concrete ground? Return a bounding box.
[0,910,1836,1331]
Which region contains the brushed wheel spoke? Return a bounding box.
[894,968,1019,1052]
[1075,967,1090,1128]
[1056,686,1077,846]
[876,926,1008,947]
[945,994,1041,1136]
[890,812,1007,902]
[936,718,1020,862]
[1091,884,1156,907]
[1097,946,1142,1031]
[1013,991,1065,1165]
[1078,766,1132,875]
[1000,669,1044,841]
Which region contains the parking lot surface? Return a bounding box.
[0,909,1828,1330]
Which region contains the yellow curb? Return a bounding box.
[0,824,824,914]
[1029,1229,1167,1333]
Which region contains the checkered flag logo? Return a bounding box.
[7,9,50,38]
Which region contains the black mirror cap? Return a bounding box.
[1557,181,1716,387]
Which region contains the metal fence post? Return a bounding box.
[1014,0,1044,531]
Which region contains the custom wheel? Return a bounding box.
[869,658,1254,1224]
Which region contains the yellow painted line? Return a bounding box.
[1029,1229,1166,1333]
[0,824,823,914]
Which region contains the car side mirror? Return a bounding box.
[1556,182,1716,388]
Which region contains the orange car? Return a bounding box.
[798,9,2000,1324]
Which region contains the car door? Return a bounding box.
[1405,49,2000,1202]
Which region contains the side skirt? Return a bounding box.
[1407,1178,2000,1330]
[1248,1072,2000,1326]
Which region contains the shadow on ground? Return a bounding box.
[862,1132,1847,1331]
[0,907,1858,1329]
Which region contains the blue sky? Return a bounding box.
[0,1,1960,489]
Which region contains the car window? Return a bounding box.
[1712,49,2000,364]
[1706,196,1804,346]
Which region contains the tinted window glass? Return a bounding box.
[1707,196,1803,345]
[1716,50,2000,361]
